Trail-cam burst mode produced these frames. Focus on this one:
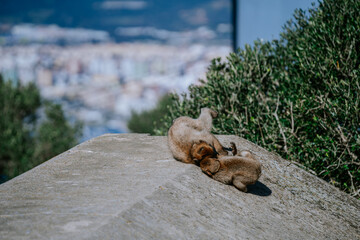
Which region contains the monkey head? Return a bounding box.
[199,157,221,176]
[191,140,221,175]
[191,140,218,165]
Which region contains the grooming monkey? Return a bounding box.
[168,108,231,164]
[190,140,219,165]
[192,141,261,192]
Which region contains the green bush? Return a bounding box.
[0,75,82,182]
[128,94,173,135]
[155,0,360,197]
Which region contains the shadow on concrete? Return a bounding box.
[247,181,272,196]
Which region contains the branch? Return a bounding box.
[273,97,288,153]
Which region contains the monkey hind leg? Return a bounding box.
[232,173,256,192]
[232,179,247,192]
[239,150,254,159]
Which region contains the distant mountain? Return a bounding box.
[0,0,232,43]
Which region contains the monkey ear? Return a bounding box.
[200,158,220,175]
[210,159,221,173]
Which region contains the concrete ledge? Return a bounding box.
[0,134,359,239]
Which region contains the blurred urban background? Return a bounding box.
[0,0,315,142]
[0,0,233,142]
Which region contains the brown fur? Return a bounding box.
[168,108,229,164]
[195,142,261,192]
[190,140,219,165]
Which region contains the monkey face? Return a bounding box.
[191,141,218,161]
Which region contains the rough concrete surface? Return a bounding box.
[0,134,359,240]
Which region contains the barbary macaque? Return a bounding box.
[192,141,262,192]
[168,108,231,164]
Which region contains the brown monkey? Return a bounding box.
[193,141,261,192]
[168,108,230,164]
[190,140,219,166]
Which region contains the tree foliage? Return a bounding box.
[154,0,360,197]
[128,94,173,135]
[0,75,81,182]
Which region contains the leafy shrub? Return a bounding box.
[155,0,360,197]
[0,75,82,182]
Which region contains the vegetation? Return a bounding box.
[147,0,359,197]
[128,94,173,135]
[0,75,81,183]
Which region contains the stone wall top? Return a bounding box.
[0,134,359,239]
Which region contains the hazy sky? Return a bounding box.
[236,0,316,48]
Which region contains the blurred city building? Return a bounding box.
[0,43,230,141]
[0,0,232,141]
